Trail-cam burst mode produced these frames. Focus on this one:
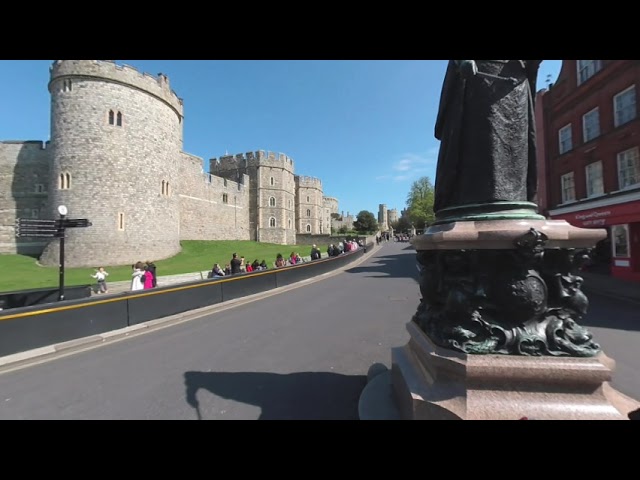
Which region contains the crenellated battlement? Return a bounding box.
[295,175,323,190]
[210,150,295,174]
[49,60,184,118]
[0,140,49,150]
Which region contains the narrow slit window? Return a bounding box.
[108,110,115,125]
[116,111,123,127]
[118,213,125,231]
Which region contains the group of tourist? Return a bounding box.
[327,239,363,257]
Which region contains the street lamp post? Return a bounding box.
[57,205,68,301]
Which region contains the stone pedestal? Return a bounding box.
[359,218,640,420]
[390,321,639,420]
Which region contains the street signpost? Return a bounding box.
[15,212,92,301]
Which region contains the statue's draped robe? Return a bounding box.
[433,60,541,213]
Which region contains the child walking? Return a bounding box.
[91,267,109,294]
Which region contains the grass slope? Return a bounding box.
[0,240,310,292]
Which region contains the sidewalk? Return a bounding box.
[580,271,640,304]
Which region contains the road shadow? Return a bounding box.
[578,293,640,332]
[344,252,419,281]
[184,371,366,420]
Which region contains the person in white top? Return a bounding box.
[91,266,110,294]
[131,262,145,291]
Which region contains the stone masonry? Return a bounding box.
[0,60,339,267]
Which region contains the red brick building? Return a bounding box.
[541,60,640,282]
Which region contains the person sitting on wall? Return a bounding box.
[275,254,286,268]
[224,264,232,276]
[251,259,261,271]
[289,252,298,265]
[209,263,225,277]
[310,244,321,260]
[260,260,268,270]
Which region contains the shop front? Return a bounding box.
[550,199,640,282]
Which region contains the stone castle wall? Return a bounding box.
[0,141,50,255]
[1,61,340,268]
[178,152,250,241]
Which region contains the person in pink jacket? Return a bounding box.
[143,264,155,289]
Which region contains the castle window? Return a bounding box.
[59,172,71,190]
[108,110,115,125]
[269,197,276,207]
[31,209,39,219]
[116,111,123,127]
[62,80,72,92]
[289,199,292,209]
[35,184,45,193]
[118,213,125,231]
[307,196,310,203]
[306,209,311,217]
[270,177,275,186]
[269,217,276,228]
[223,193,229,204]
[162,180,171,196]
[224,178,228,187]
[288,219,292,228]
[306,224,311,233]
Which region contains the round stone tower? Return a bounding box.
[40,60,184,267]
[378,204,389,231]
[295,176,324,235]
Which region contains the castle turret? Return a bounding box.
[40,60,184,267]
[295,176,323,235]
[210,150,297,245]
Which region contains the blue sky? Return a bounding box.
[0,60,562,217]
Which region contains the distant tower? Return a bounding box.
[323,196,339,234]
[388,208,399,225]
[295,176,323,235]
[40,60,184,267]
[210,151,296,245]
[378,204,388,231]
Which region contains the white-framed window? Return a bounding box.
[577,60,602,85]
[614,86,637,128]
[612,224,630,258]
[59,172,71,190]
[269,197,276,207]
[35,184,45,193]
[269,217,276,228]
[118,212,125,231]
[270,177,275,186]
[306,209,311,217]
[306,224,311,233]
[561,172,576,203]
[559,124,572,154]
[582,107,600,143]
[618,147,640,189]
[585,161,604,197]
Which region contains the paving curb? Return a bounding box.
[0,246,380,374]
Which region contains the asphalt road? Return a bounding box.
[0,241,637,420]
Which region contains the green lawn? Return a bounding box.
[0,240,307,293]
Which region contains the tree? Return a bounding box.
[353,210,378,233]
[406,176,435,229]
[391,216,412,233]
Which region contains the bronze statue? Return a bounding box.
[433,60,542,214]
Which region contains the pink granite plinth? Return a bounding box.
[391,321,639,420]
[411,219,606,250]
